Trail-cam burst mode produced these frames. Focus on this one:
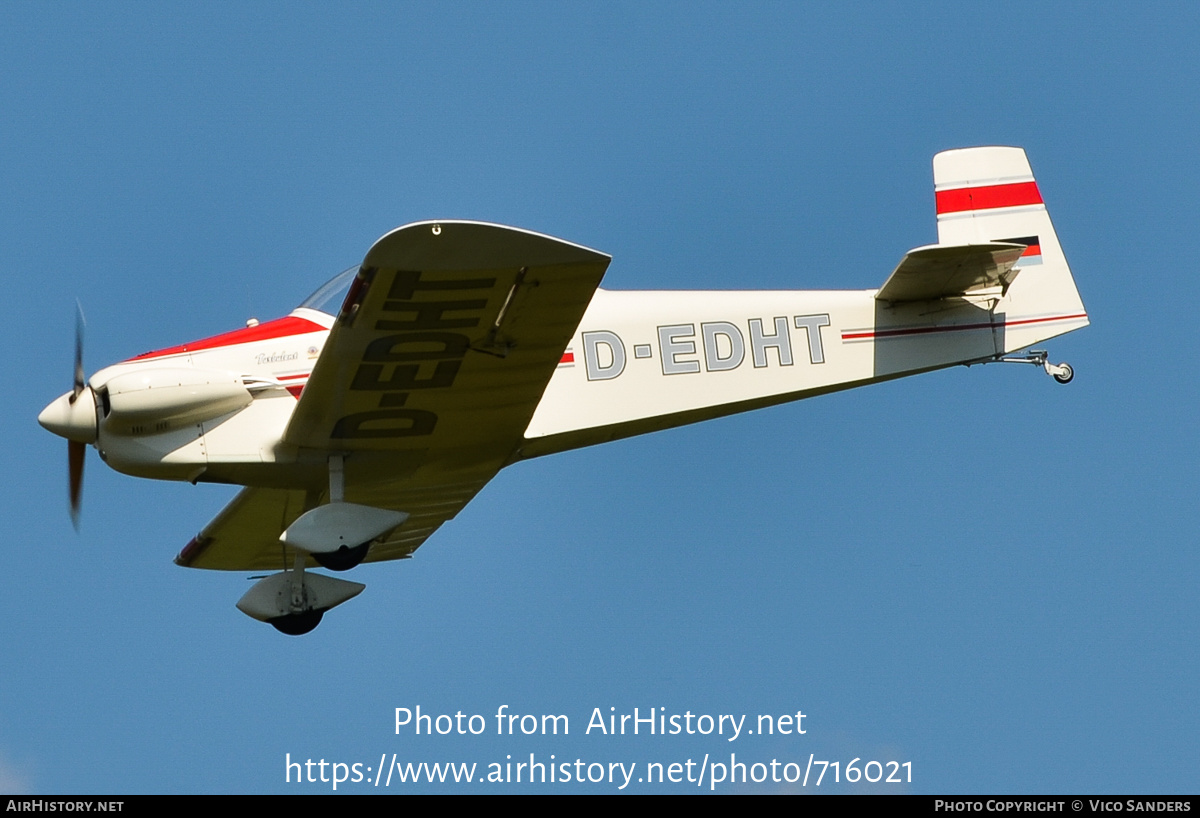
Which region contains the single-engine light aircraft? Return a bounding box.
[39,147,1087,635]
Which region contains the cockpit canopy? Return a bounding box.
[298,266,358,316]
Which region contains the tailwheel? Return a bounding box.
[993,350,1075,385]
[269,610,324,636]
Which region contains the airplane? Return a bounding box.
[38,146,1087,635]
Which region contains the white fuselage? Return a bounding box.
[84,283,1085,485]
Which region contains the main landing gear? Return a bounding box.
[238,550,365,635]
[991,349,1075,384]
[235,455,408,635]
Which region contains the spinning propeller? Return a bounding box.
[38,304,98,528]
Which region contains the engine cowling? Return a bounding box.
[100,367,252,434]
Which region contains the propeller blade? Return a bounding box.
[70,302,88,528]
[73,302,85,400]
[69,439,85,529]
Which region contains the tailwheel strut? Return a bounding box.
[991,349,1074,384]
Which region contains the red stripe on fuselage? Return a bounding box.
[841,312,1088,341]
[129,316,325,361]
[936,182,1043,214]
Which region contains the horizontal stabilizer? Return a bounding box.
[876,242,1026,303]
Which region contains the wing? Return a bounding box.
[284,221,611,453]
[876,242,1026,303]
[179,222,610,571]
[177,486,305,570]
[176,478,494,570]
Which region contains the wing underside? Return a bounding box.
[179,221,610,571]
[175,473,491,570]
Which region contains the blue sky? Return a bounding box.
[3,2,1197,794]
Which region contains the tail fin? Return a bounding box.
[933,146,1088,351]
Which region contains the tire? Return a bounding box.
[312,542,370,572]
[269,610,324,635]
